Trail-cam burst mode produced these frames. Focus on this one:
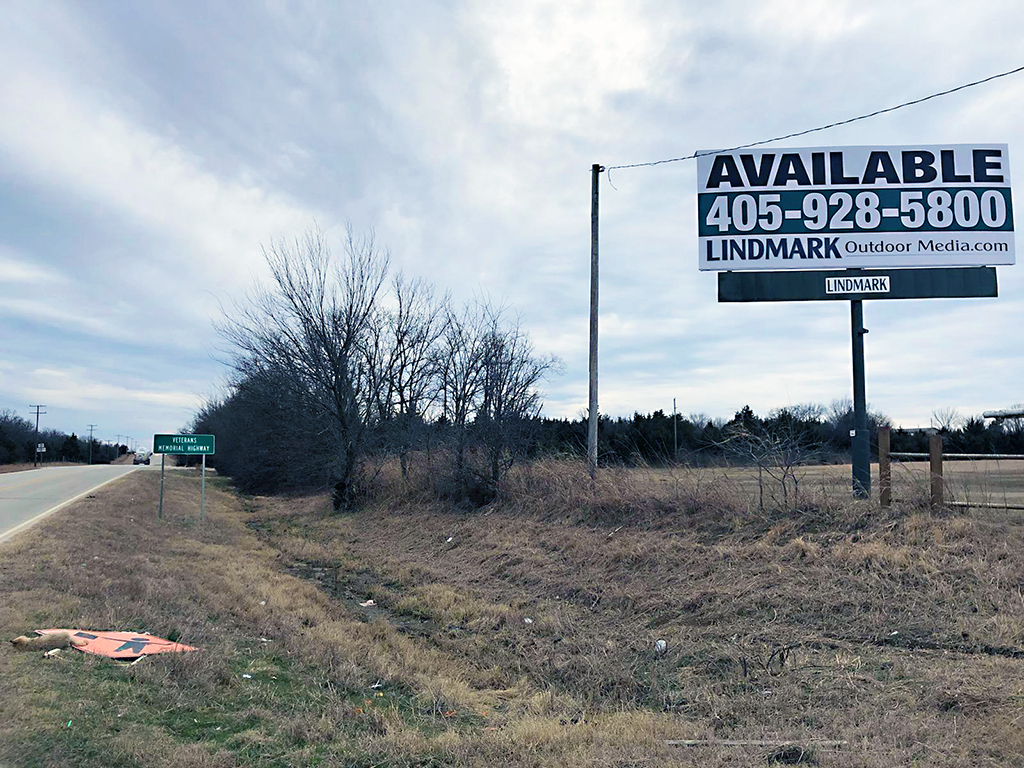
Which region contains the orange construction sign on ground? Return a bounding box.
[36,629,198,659]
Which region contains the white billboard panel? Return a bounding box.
[697,144,1014,271]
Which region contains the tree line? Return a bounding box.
[0,410,125,465]
[193,227,560,508]
[533,402,1024,465]
[192,228,1024,507]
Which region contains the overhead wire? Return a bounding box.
[605,63,1024,175]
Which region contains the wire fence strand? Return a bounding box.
[605,64,1024,173]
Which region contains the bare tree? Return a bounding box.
[217,226,389,510]
[688,412,712,429]
[438,300,490,479]
[434,299,561,499]
[1000,404,1024,437]
[726,420,823,511]
[474,305,561,489]
[363,274,447,478]
[786,403,826,422]
[932,407,965,432]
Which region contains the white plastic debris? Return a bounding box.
[654,639,668,654]
[242,673,252,679]
[259,600,266,606]
[523,617,534,624]
[446,536,453,543]
[359,599,376,607]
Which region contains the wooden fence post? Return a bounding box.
[878,426,891,508]
[929,433,943,509]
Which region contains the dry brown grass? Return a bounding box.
[2,458,1023,767]
[248,456,1024,766]
[0,463,39,474]
[0,462,94,474]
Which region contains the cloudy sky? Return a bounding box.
[2,0,1023,449]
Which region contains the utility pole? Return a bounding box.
[588,163,604,480]
[87,424,97,465]
[673,397,678,461]
[30,405,46,467]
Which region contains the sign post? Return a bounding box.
[850,300,870,497]
[159,453,165,520]
[152,434,216,520]
[699,144,1014,499]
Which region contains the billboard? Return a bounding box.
[697,144,1014,271]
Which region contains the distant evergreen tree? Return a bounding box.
[62,433,81,462]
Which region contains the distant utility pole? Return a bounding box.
[673,397,678,460]
[30,404,46,467]
[87,424,97,465]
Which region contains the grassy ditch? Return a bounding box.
[1,461,1023,766]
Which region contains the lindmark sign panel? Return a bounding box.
[825,275,890,294]
[718,267,998,303]
[697,144,1014,271]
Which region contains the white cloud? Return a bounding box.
[473,0,672,133]
[2,0,1024,440]
[0,248,66,284]
[0,298,135,342]
[0,60,317,300]
[11,366,201,412]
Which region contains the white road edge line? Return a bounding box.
[0,468,139,544]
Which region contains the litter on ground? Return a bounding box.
[32,629,197,660]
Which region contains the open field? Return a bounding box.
[642,459,1024,511]
[1,460,1023,766]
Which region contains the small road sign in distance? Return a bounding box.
[153,434,215,455]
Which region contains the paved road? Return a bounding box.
[0,458,165,542]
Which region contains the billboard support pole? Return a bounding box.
[201,453,206,521]
[851,299,871,498]
[588,163,603,481]
[158,453,165,520]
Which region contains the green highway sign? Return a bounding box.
[718,266,997,303]
[153,433,215,455]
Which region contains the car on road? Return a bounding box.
[133,452,150,465]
